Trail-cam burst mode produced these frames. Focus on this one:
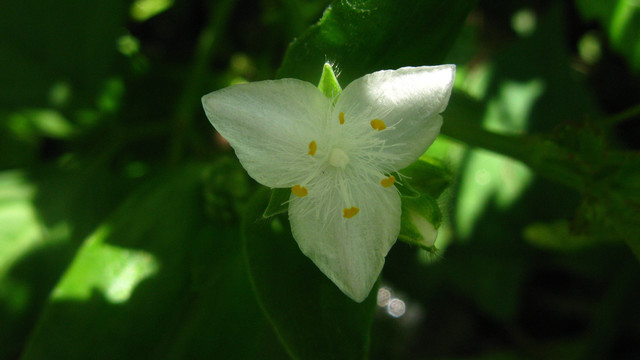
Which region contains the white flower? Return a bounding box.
[202,65,455,302]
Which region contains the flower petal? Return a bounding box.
[288,175,401,302]
[335,65,455,170]
[202,79,332,188]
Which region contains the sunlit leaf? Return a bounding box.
[0,171,42,301]
[7,110,76,139]
[51,226,160,304]
[576,0,640,72]
[21,165,288,359]
[0,160,131,360]
[130,0,175,22]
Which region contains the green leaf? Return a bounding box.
[277,0,476,84]
[574,154,640,260]
[445,241,530,322]
[442,6,601,240]
[244,188,377,360]
[0,159,130,360]
[0,171,41,316]
[263,188,291,218]
[575,0,640,72]
[130,0,176,22]
[317,63,342,101]
[6,109,77,139]
[0,123,37,169]
[610,3,640,72]
[523,220,600,252]
[21,165,288,359]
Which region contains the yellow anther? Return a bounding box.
[308,140,317,156]
[339,112,345,124]
[370,119,386,131]
[380,175,396,188]
[291,185,308,197]
[343,206,360,219]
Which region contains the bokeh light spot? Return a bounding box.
[511,9,536,37]
[388,299,406,318]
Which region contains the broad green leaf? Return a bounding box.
[277,0,476,84]
[244,188,377,360]
[21,165,287,360]
[0,160,130,360]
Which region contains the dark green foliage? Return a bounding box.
[1,0,639,359]
[278,0,477,84]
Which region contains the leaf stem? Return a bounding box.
[441,118,587,192]
[603,103,640,127]
[168,0,237,163]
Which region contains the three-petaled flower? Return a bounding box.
[202,64,455,302]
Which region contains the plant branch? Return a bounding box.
[441,118,587,192]
[168,0,237,163]
[604,103,640,127]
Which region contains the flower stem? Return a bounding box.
[168,0,237,163]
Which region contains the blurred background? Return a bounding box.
[1,0,639,359]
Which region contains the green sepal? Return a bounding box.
[401,158,452,199]
[398,194,442,251]
[263,187,290,218]
[396,177,421,199]
[317,63,342,103]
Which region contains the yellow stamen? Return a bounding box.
[380,175,396,188]
[343,206,360,219]
[308,140,317,156]
[291,185,308,197]
[370,119,386,131]
[339,112,345,124]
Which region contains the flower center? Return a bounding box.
[329,148,349,169]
